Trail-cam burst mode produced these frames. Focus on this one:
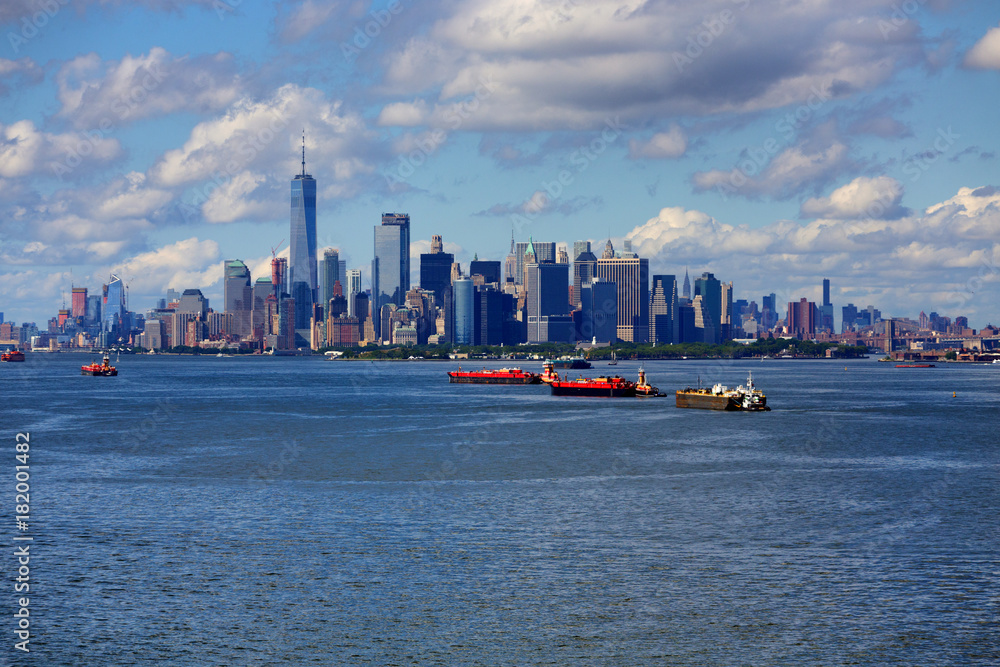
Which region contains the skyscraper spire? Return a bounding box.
[682,267,691,299]
[301,129,306,177]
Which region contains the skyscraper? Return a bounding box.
[682,268,691,299]
[819,278,834,333]
[579,279,617,343]
[787,298,817,336]
[526,261,572,343]
[346,269,362,317]
[572,246,598,310]
[595,255,649,343]
[515,240,555,285]
[694,272,722,344]
[319,248,341,320]
[453,278,474,344]
[650,274,678,344]
[469,259,502,284]
[103,275,125,334]
[420,234,454,307]
[372,213,410,339]
[71,287,87,319]
[290,133,317,329]
[224,259,252,337]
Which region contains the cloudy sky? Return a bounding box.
[1,0,998,328]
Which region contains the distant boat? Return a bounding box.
[1,349,25,362]
[608,351,618,366]
[551,355,592,369]
[448,367,541,384]
[81,354,117,376]
[896,364,935,368]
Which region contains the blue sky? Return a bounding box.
[1,0,998,327]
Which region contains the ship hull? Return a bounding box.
[81,369,117,376]
[551,384,636,397]
[675,392,768,411]
[551,360,592,369]
[448,374,539,384]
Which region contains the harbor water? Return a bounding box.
[3,355,998,665]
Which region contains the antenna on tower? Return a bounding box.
[301,129,306,177]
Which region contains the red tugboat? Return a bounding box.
[448,366,540,384]
[550,374,637,397]
[635,368,662,397]
[81,354,118,376]
[540,360,559,384]
[1,349,25,362]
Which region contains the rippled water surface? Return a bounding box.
[3,355,998,665]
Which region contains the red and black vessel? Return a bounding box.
[1,349,25,362]
[81,354,118,376]
[549,374,637,397]
[448,367,541,384]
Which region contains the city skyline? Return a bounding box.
[1,1,999,326]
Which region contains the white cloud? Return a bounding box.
[149,84,382,221]
[379,0,927,131]
[0,120,121,179]
[56,47,244,129]
[106,237,223,299]
[963,24,1000,70]
[627,185,1000,324]
[377,100,429,127]
[200,172,278,224]
[692,133,852,201]
[628,125,687,160]
[800,176,905,220]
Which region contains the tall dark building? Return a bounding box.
[819,278,834,333]
[469,259,502,284]
[526,260,572,343]
[572,246,598,310]
[372,213,410,339]
[595,254,649,343]
[650,274,678,344]
[290,134,317,329]
[223,259,252,337]
[578,279,617,343]
[693,272,722,344]
[419,234,454,307]
[841,303,858,333]
[515,240,555,285]
[787,298,818,336]
[475,284,504,346]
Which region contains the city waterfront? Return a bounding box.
[4,356,998,665]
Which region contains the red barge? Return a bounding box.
[448,367,541,384]
[550,375,637,397]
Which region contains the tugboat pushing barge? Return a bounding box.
[675,372,769,411]
[447,366,541,384]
